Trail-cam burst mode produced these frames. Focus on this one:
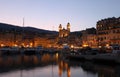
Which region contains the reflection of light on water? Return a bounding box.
[41,54,51,63]
[0,57,3,64]
[67,67,71,77]
[24,56,29,63]
[0,55,116,77]
[55,53,58,58]
[58,60,71,77]
[65,63,68,69]
[33,56,39,64]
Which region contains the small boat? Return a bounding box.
[0,46,20,55]
[35,46,43,54]
[23,47,36,55]
[0,46,11,55]
[111,45,120,54]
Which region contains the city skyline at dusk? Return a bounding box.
[0,1,120,77]
[0,0,120,31]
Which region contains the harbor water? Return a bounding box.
[0,53,120,77]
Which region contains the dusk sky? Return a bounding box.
[0,0,120,31]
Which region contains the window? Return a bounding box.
[117,30,120,33]
[113,30,115,33]
[104,37,106,40]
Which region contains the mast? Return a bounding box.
[21,17,25,47]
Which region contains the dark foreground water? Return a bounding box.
[0,54,120,77]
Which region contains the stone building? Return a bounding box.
[59,23,70,38]
[58,22,85,48]
[0,30,35,47]
[0,23,58,48]
[57,23,71,47]
[80,28,97,48]
[96,17,120,47]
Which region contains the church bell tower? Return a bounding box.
[59,24,62,37]
[67,22,70,32]
[59,24,62,31]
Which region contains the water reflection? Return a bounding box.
[0,54,120,77]
[61,60,120,77]
[0,54,57,73]
[58,60,70,77]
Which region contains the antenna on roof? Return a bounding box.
[52,26,54,31]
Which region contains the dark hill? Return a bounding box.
[0,23,58,35]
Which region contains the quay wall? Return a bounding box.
[66,54,120,64]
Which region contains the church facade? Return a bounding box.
[59,23,70,38]
[57,23,71,47]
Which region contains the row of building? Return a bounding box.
[0,23,58,48]
[58,17,120,48]
[97,17,120,47]
[0,17,120,48]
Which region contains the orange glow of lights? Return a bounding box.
[14,44,18,47]
[82,44,88,47]
[30,43,33,47]
[26,45,29,47]
[99,46,101,48]
[70,45,74,48]
[106,44,109,47]
[0,44,4,47]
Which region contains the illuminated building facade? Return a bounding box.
[96,17,120,47]
[81,28,97,48]
[0,31,34,47]
[0,23,58,48]
[59,23,70,38]
[57,23,71,47]
[58,22,82,48]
